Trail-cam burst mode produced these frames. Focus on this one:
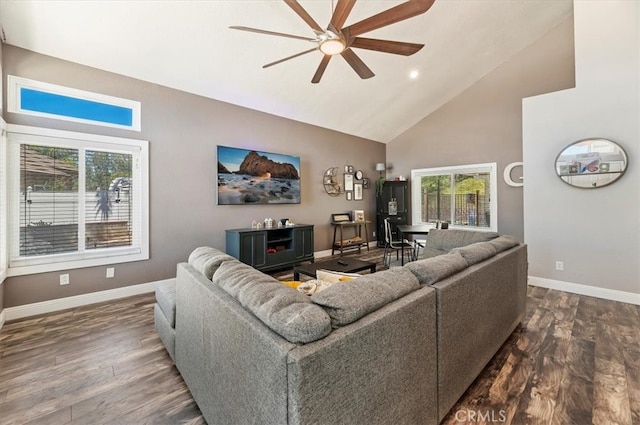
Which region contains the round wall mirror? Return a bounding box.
[555,138,628,188]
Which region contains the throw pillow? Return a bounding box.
[188,246,236,280]
[297,279,335,296]
[311,267,420,327]
[316,269,362,283]
[281,281,302,289]
[405,252,469,285]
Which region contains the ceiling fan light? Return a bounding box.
[319,39,345,55]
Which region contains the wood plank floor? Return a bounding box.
[1,247,638,424]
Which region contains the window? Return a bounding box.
[8,76,141,131]
[7,125,148,276]
[411,163,497,231]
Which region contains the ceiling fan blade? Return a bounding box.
[350,37,424,56]
[340,48,375,79]
[344,0,436,37]
[283,0,324,33]
[229,26,315,41]
[330,0,356,30]
[263,48,318,69]
[311,55,332,84]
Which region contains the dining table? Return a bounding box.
[395,224,434,265]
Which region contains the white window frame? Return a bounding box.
[7,75,141,131]
[0,118,7,283]
[411,162,498,232]
[6,124,149,276]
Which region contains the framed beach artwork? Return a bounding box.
[217,145,301,205]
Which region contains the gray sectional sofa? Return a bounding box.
[154,229,527,425]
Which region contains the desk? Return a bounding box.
[396,224,433,265]
[331,221,371,255]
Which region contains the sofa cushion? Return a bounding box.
[188,246,236,280]
[212,260,331,344]
[155,278,177,327]
[489,235,520,253]
[450,241,497,265]
[422,229,499,258]
[404,252,469,285]
[311,267,420,327]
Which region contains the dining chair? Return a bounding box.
[412,238,426,260]
[383,218,415,267]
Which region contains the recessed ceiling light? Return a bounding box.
[409,70,419,79]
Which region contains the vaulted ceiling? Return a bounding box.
[0,0,573,143]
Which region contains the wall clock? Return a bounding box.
[355,170,363,180]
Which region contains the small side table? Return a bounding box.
[331,221,371,256]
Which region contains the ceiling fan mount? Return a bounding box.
[230,0,435,83]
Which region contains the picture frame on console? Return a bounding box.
[332,213,351,222]
[217,145,301,205]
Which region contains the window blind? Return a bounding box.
[84,150,133,250]
[19,145,79,256]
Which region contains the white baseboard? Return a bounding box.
[2,278,172,323]
[529,276,640,306]
[315,249,333,258]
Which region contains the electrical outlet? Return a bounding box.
[372,231,376,238]
[60,273,70,285]
[555,261,564,271]
[106,267,115,278]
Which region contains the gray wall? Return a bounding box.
[386,17,576,242]
[523,1,639,295]
[2,45,384,308]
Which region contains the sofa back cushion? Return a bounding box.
[188,247,237,280]
[450,241,497,265]
[212,260,331,344]
[311,267,420,327]
[488,235,520,253]
[422,229,499,258]
[405,252,469,285]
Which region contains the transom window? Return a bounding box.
[411,163,497,231]
[6,125,149,276]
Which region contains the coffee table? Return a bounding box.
[293,258,376,280]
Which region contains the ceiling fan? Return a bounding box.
[230,0,435,83]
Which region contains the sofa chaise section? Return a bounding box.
[153,278,177,361]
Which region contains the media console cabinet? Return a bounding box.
[225,224,314,272]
